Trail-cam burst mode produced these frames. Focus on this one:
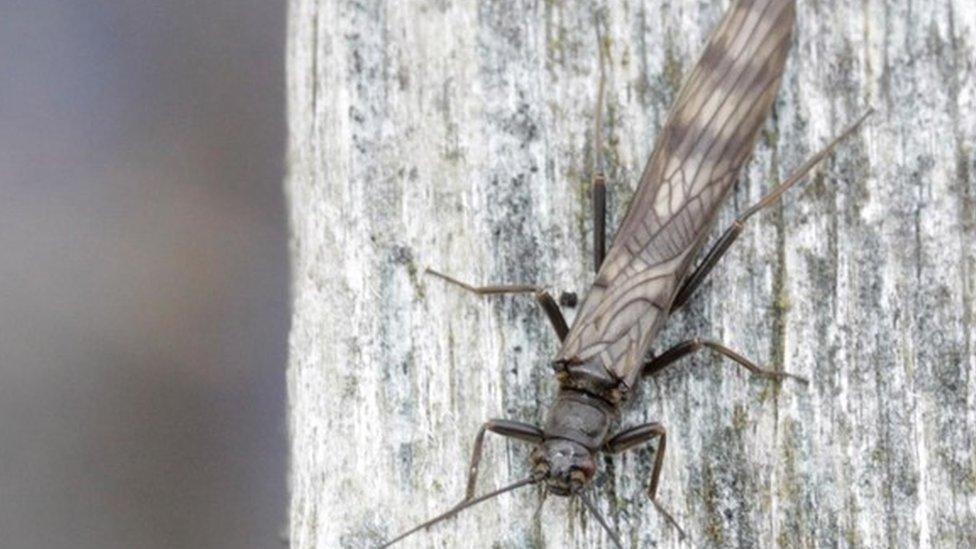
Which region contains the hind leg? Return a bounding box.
[671,110,874,311]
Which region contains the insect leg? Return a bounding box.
[426,268,538,295]
[642,337,808,384]
[382,474,536,548]
[591,29,608,273]
[671,109,875,311]
[381,422,541,548]
[464,419,545,499]
[603,422,686,539]
[425,268,569,341]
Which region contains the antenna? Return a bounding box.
[532,486,548,521]
[381,477,537,548]
[579,492,624,549]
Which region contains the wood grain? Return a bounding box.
[286,1,976,547]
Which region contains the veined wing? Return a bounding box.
[557,0,796,389]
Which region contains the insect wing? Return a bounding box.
[558,0,796,388]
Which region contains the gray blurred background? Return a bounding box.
[0,2,287,548]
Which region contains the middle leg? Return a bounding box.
[642,337,808,384]
[426,268,569,341]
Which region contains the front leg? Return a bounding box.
[464,419,544,499]
[604,423,686,539]
[382,419,543,547]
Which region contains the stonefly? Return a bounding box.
[383,0,871,546]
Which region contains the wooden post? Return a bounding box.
[286,1,976,546]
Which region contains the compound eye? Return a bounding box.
[576,454,596,478]
[570,469,587,484]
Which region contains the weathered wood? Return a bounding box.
[286,1,976,547]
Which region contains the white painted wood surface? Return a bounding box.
[285,1,975,547]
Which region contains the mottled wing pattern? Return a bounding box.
[557,0,795,388]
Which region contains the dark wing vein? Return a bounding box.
[557,0,796,388]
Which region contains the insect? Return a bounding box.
[383,0,871,546]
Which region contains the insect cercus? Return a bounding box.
[383,0,872,546]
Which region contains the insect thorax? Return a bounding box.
[552,356,629,405]
[533,389,615,494]
[542,389,615,450]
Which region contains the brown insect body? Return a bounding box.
[384,0,872,546]
[533,0,796,502]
